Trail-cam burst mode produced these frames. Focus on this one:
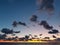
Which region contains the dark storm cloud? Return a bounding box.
[1,28,20,34]
[30,15,38,22]
[48,29,59,34]
[39,20,53,30]
[37,0,54,14]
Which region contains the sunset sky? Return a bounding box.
[0,0,60,38]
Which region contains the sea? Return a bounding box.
[0,42,60,45]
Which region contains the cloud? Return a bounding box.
[46,0,54,10]
[59,25,60,27]
[30,15,38,22]
[12,34,15,36]
[48,29,59,34]
[44,25,53,30]
[19,37,25,41]
[39,20,53,30]
[12,21,28,27]
[18,22,27,26]
[52,35,57,38]
[14,31,20,33]
[1,28,20,34]
[39,21,47,25]
[44,37,50,39]
[38,20,59,36]
[0,34,6,39]
[1,28,13,34]
[38,0,54,10]
[37,0,54,14]
[12,21,18,27]
[24,35,29,41]
[39,34,42,36]
[55,38,60,41]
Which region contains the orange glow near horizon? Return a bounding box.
[0,38,58,43]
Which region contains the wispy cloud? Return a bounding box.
[36,0,54,14]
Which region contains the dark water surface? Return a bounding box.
[0,42,60,45]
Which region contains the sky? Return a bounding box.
[0,0,60,38]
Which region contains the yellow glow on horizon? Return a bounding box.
[50,38,56,40]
